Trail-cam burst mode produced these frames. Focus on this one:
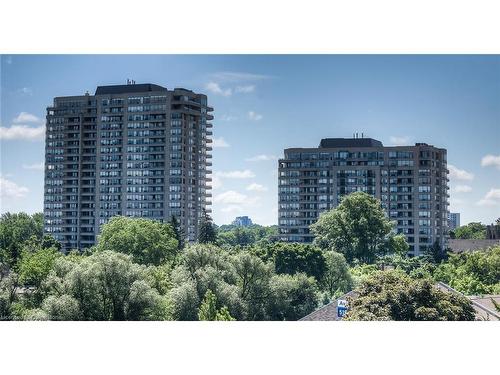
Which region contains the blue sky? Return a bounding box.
[1,55,499,226]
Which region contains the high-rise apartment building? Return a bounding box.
[44,83,213,251]
[448,212,460,230]
[278,137,449,256]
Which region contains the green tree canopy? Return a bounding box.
[345,270,475,321]
[0,212,44,267]
[320,251,353,297]
[198,289,235,321]
[198,209,217,244]
[310,192,394,264]
[33,251,168,320]
[95,216,179,266]
[451,222,486,239]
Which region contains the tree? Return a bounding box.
[425,239,448,263]
[266,273,318,321]
[387,234,409,256]
[310,192,394,264]
[320,251,353,297]
[0,212,44,267]
[217,224,278,247]
[452,222,486,240]
[269,243,326,281]
[433,246,500,295]
[198,209,217,244]
[95,216,179,266]
[344,270,475,321]
[18,245,62,289]
[198,289,235,321]
[169,215,185,251]
[35,251,168,320]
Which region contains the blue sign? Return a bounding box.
[337,299,348,318]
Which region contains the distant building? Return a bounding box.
[231,216,253,227]
[278,136,449,256]
[448,212,460,230]
[486,221,500,239]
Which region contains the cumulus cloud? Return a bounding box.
[481,154,500,170]
[219,114,237,121]
[389,136,411,146]
[245,154,277,162]
[13,112,42,123]
[205,82,232,97]
[18,87,33,96]
[221,205,244,213]
[477,188,500,206]
[1,112,45,141]
[209,176,222,190]
[453,185,472,193]
[248,111,263,121]
[216,169,255,179]
[246,183,268,192]
[214,191,248,205]
[0,176,29,199]
[448,164,474,181]
[22,162,44,171]
[213,137,230,148]
[0,124,45,141]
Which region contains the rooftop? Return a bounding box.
[95,83,168,95]
[319,137,384,148]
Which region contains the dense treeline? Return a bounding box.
[1,193,497,321]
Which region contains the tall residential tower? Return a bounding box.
[44,83,213,251]
[278,137,449,256]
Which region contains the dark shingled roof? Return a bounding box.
[319,138,383,148]
[95,83,168,95]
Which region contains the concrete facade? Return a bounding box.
[43,83,213,251]
[278,137,449,256]
[448,212,460,230]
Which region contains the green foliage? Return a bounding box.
[217,224,278,247]
[264,243,326,281]
[198,289,235,321]
[0,272,19,320]
[169,216,185,250]
[95,216,179,266]
[0,212,44,267]
[451,222,486,240]
[320,251,353,297]
[424,240,448,263]
[266,273,318,321]
[345,270,475,321]
[433,246,500,295]
[198,209,217,244]
[18,242,62,289]
[386,234,409,256]
[310,192,394,264]
[35,251,169,320]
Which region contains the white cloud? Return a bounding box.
[0,124,45,141]
[248,111,263,121]
[0,177,29,199]
[235,85,255,93]
[448,164,474,181]
[454,185,472,193]
[213,137,230,148]
[209,175,222,190]
[22,162,44,171]
[219,114,237,121]
[389,136,410,146]
[245,154,277,162]
[216,169,255,179]
[205,82,232,97]
[481,154,500,170]
[477,188,500,206]
[246,183,268,192]
[13,112,42,124]
[18,87,33,96]
[210,72,270,83]
[214,190,248,205]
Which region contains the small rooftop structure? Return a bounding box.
[319,137,383,148]
[95,83,168,95]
